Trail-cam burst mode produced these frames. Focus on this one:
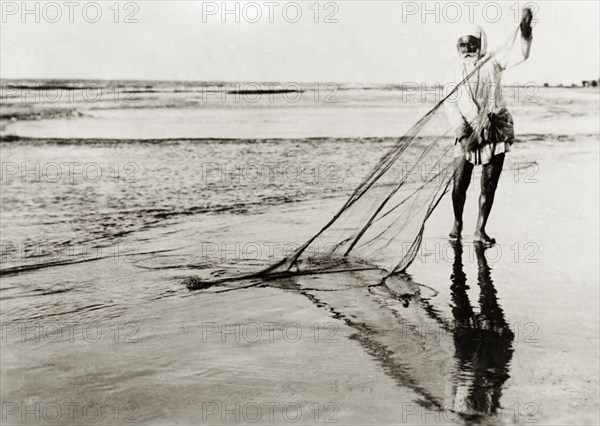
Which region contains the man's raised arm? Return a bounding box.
[498,8,534,70]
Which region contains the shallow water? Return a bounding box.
[2,84,598,275]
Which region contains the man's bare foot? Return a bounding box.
[473,231,496,247]
[449,222,462,241]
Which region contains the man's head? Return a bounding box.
[457,35,481,61]
[455,24,487,63]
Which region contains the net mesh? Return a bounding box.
[187,26,522,290]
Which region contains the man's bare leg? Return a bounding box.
[474,153,505,245]
[450,156,473,240]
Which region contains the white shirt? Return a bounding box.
[444,28,533,138]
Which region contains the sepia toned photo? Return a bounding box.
[1,1,599,425]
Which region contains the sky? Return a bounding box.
[1,0,599,85]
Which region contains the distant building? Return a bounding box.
[581,79,599,87]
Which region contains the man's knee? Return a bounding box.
[453,187,466,199]
[453,177,470,195]
[494,153,506,164]
[490,153,506,173]
[481,177,499,195]
[454,162,472,187]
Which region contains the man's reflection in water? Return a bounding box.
[447,241,514,420]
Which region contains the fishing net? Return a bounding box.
[187,25,525,290]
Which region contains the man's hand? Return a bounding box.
[520,8,533,39]
[480,112,499,144]
[457,121,473,141]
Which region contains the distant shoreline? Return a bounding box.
[1,78,598,90]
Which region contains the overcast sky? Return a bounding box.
[1,0,598,84]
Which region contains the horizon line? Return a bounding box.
[1,77,598,88]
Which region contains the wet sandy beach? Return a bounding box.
[1,132,598,425]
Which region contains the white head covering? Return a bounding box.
[456,23,488,56]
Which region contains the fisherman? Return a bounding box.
[445,9,533,246]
